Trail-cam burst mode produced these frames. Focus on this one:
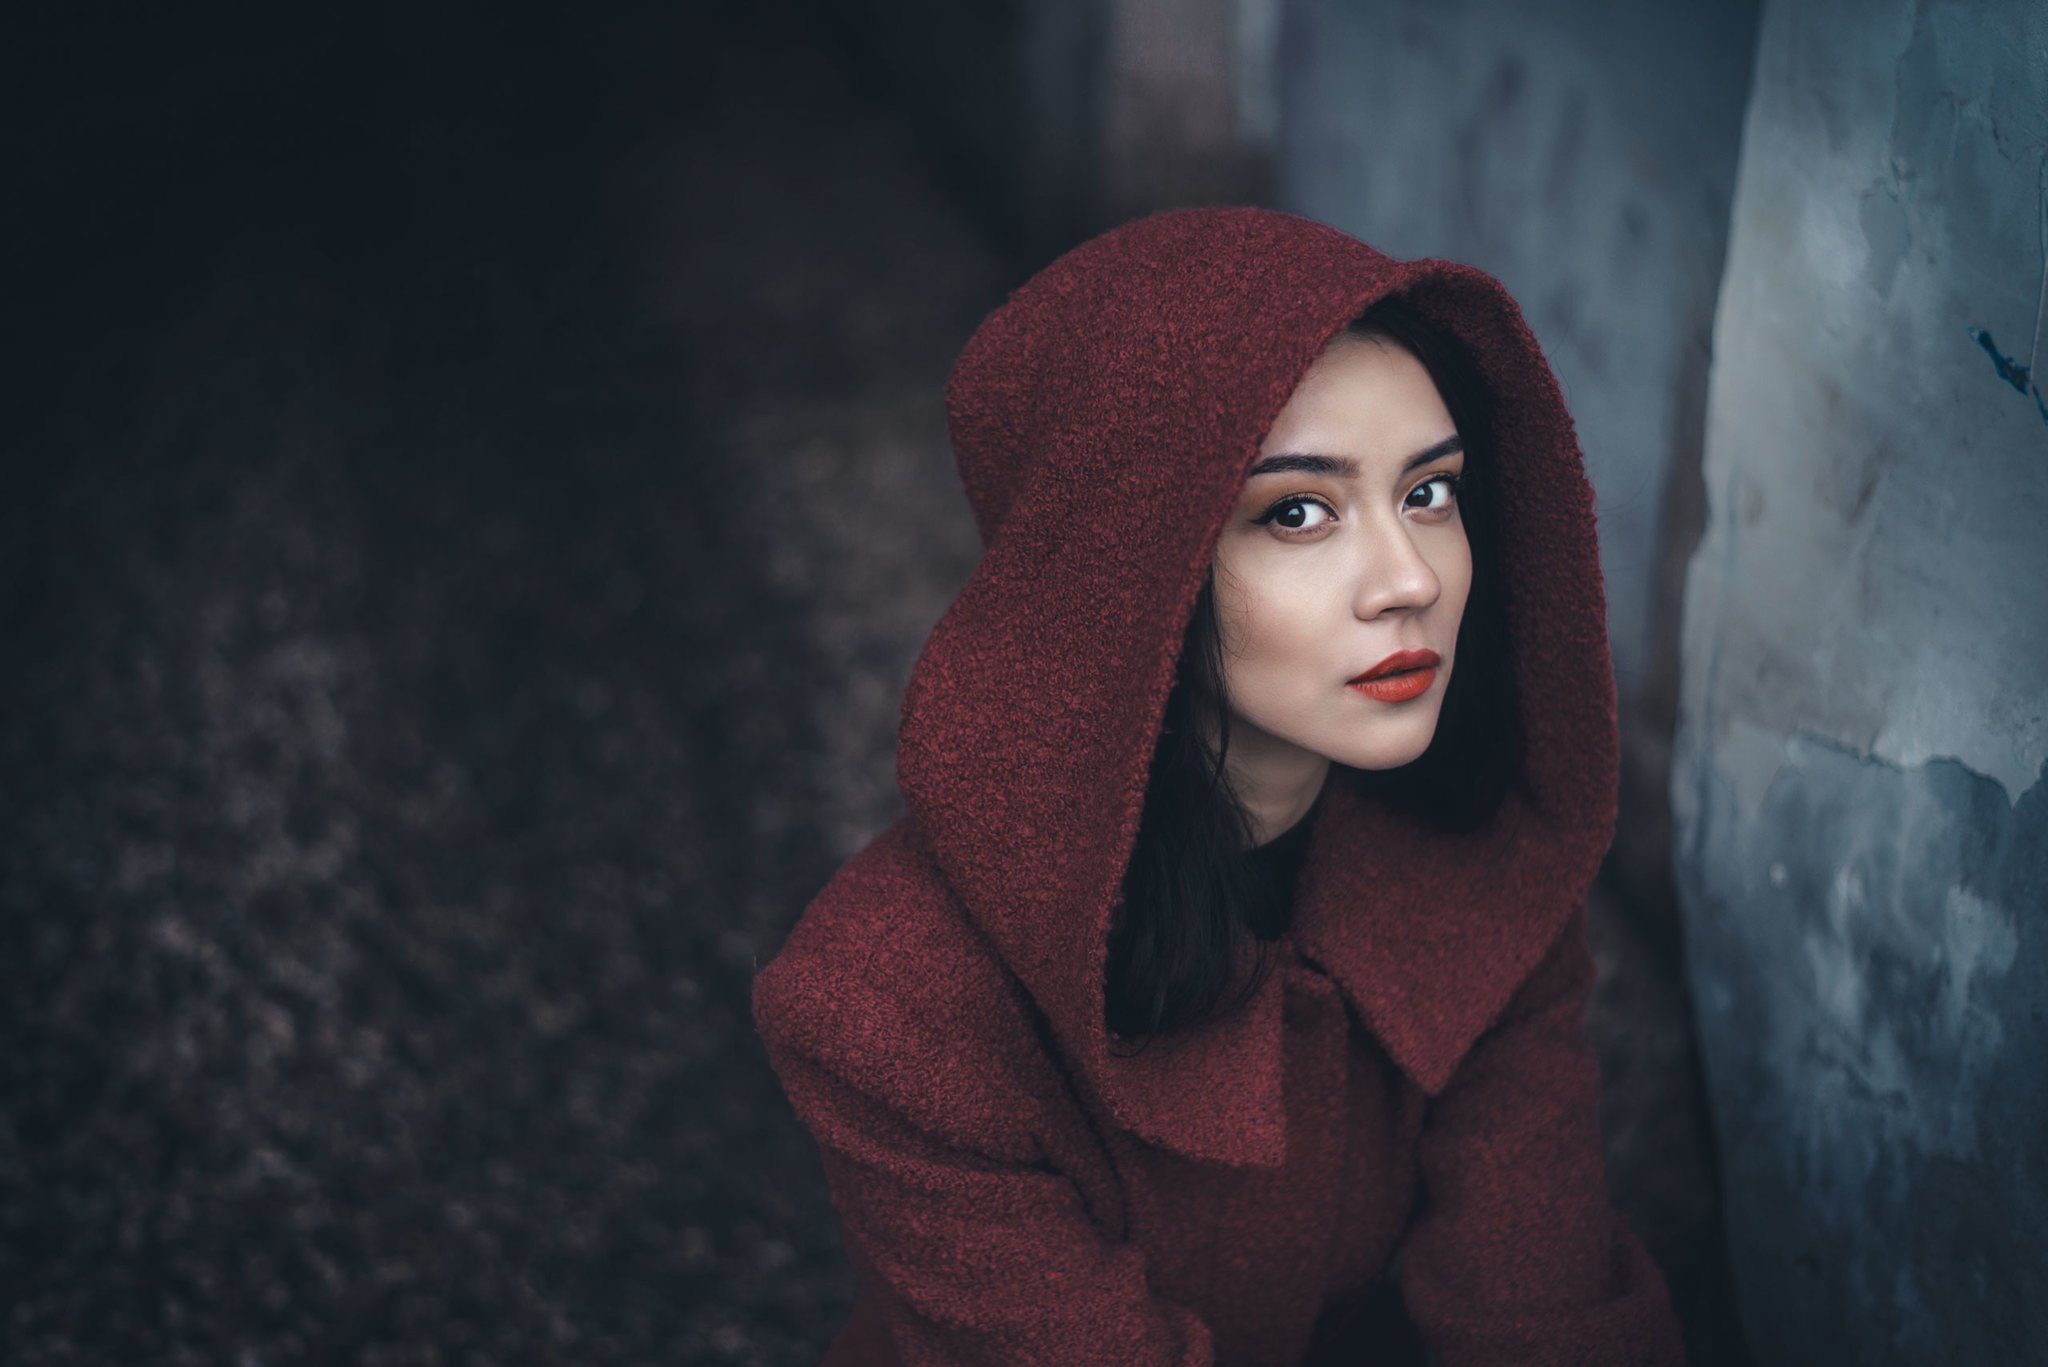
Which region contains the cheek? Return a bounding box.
[1219,575,1331,693]
[1435,531,1475,627]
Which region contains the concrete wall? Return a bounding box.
[1672,0,2048,1361]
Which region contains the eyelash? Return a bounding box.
[1252,473,1466,535]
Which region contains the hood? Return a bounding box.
[897,205,1618,1167]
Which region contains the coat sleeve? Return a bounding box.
[753,968,1217,1366]
[1393,902,1689,1367]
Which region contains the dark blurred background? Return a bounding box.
[5,3,2043,1365]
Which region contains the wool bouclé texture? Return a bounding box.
[751,205,1688,1366]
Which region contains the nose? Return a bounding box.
[1349,512,1443,621]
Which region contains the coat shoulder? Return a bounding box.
[750,818,1057,1160]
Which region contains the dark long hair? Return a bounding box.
[1104,292,1526,1045]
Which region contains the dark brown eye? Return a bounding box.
[1405,474,1462,511]
[1253,496,1336,534]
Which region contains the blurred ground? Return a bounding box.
[3,4,994,1361]
[0,3,1730,1363]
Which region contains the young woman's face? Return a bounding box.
[1210,332,1472,783]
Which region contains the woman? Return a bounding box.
[751,206,1687,1366]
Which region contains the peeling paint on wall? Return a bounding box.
[1968,324,2031,393]
[1967,326,2048,425]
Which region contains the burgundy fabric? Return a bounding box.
[752,206,1687,1365]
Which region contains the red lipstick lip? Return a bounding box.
[1349,648,1442,684]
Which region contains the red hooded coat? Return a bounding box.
[750,206,1688,1366]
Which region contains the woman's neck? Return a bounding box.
[1195,715,1331,846]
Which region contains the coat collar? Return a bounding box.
[1073,773,1594,1168]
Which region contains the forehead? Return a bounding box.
[1256,337,1456,466]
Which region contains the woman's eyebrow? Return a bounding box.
[1246,434,1464,480]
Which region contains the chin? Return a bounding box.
[1323,708,1444,772]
